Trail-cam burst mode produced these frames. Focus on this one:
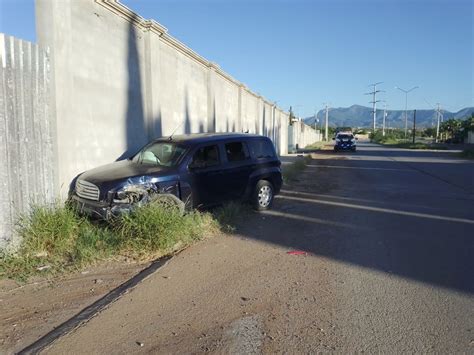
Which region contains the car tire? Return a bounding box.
[253,180,274,211]
[149,193,185,215]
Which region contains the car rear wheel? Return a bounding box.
[253,180,274,211]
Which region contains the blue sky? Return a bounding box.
[1,0,472,118]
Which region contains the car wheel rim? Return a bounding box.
[258,185,272,207]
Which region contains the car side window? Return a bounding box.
[189,145,220,169]
[225,141,250,162]
[249,139,276,159]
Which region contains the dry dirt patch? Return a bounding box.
[0,261,147,354]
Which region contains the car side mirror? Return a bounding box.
[332,137,335,140]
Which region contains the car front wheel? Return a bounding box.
[253,180,274,211]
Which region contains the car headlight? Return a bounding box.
[112,183,158,204]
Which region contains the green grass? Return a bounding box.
[459,148,474,159]
[212,201,250,233]
[0,202,223,281]
[378,137,400,145]
[282,155,312,183]
[304,141,326,150]
[386,142,448,150]
[371,133,447,150]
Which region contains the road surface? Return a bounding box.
[44,143,474,353]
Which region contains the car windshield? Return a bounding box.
[337,134,353,139]
[132,142,187,167]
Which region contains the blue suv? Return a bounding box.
[333,132,357,152]
[70,133,282,219]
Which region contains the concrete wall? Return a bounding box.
[36,0,295,196]
[466,131,474,144]
[0,34,54,251]
[288,120,322,152]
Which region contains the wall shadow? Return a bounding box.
[184,88,191,134]
[117,16,147,161]
[231,151,474,294]
[147,108,162,141]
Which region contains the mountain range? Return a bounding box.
[303,105,474,129]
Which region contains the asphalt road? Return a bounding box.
[44,142,474,353]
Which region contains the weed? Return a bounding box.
[304,142,326,151]
[459,148,474,159]
[0,202,219,281]
[386,142,448,150]
[282,155,312,183]
[0,204,112,280]
[213,201,250,232]
[112,205,217,258]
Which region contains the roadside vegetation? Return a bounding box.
[438,115,474,143]
[370,130,447,149]
[459,148,474,159]
[282,155,312,183]
[370,114,474,148]
[304,141,327,151]
[391,142,448,150]
[0,201,248,281]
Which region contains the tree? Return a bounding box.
[288,106,295,126]
[440,118,463,142]
[423,127,437,138]
[461,115,474,133]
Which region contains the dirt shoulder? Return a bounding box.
[0,261,148,353]
[1,152,332,354]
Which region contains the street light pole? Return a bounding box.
[382,103,388,137]
[395,86,419,139]
[324,103,329,141]
[435,103,441,143]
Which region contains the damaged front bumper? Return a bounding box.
[70,195,134,220]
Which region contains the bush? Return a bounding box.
[370,130,405,144]
[459,148,474,159]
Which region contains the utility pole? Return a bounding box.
[383,103,388,137]
[324,103,330,141]
[435,103,441,143]
[396,86,419,139]
[412,109,417,144]
[365,82,384,133]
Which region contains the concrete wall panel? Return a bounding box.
[0,34,53,251]
[158,40,208,136]
[212,73,239,133]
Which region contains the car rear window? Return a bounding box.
[225,142,250,162]
[249,139,276,159]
